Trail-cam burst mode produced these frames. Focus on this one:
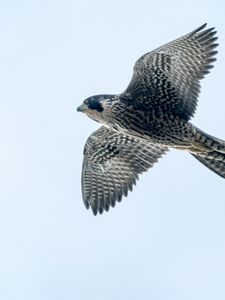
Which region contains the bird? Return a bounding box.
[77,23,225,215]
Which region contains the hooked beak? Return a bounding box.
[77,103,88,112]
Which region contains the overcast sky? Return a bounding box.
[0,1,225,299]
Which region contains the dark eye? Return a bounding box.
[88,99,103,112]
[84,99,89,104]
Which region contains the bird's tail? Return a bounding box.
[190,128,225,178]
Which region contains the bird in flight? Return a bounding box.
[77,24,225,215]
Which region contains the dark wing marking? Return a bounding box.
[82,126,168,215]
[124,24,218,120]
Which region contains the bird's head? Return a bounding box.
[77,94,117,124]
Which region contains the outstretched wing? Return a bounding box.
[124,24,218,120]
[82,126,168,215]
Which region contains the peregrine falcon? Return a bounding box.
[77,24,225,215]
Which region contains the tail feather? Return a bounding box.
[192,153,225,178]
[193,127,225,153]
[191,127,225,178]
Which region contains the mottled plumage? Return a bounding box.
[77,24,225,215]
[82,126,168,215]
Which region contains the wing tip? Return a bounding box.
[190,23,207,35]
[190,23,218,38]
[88,183,132,215]
[91,205,98,216]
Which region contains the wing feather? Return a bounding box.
[82,126,168,215]
[124,24,218,120]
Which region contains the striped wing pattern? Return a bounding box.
[82,126,168,215]
[125,24,218,120]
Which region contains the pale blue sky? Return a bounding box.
[0,1,225,300]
